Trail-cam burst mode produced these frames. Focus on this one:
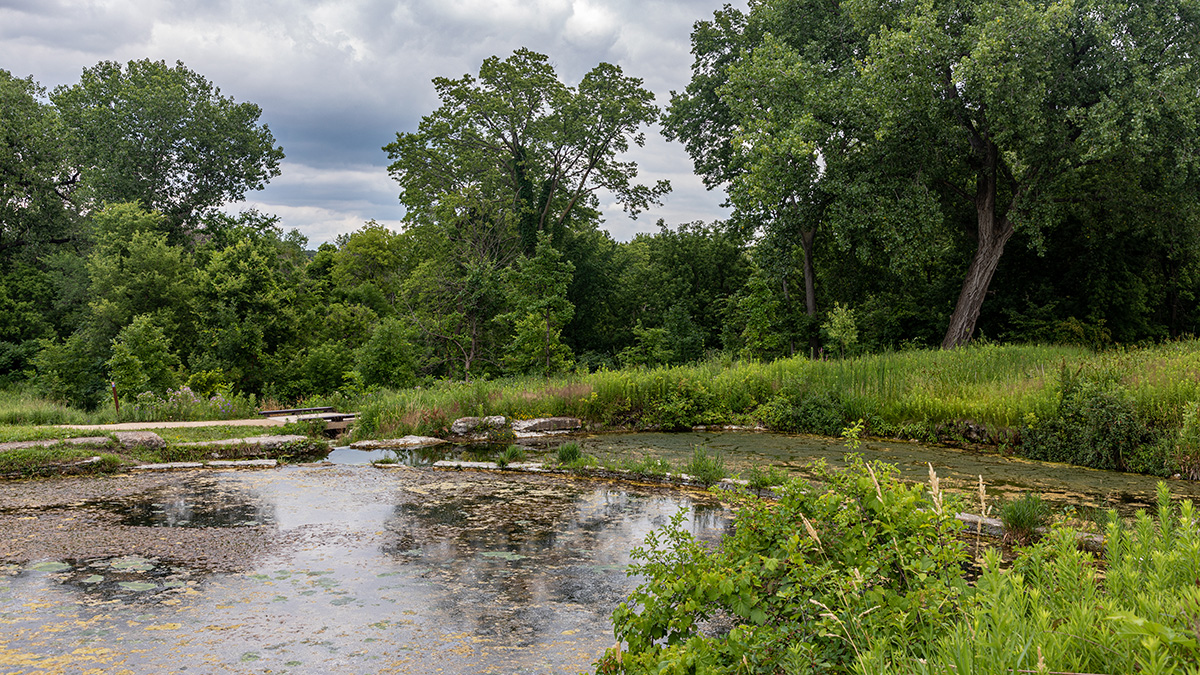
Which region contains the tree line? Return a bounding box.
[3,0,1199,409]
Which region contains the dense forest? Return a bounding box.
[3,0,1199,414]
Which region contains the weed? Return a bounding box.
[494,444,525,468]
[683,445,726,486]
[998,492,1051,545]
[741,465,788,489]
[555,442,582,464]
[622,456,674,477]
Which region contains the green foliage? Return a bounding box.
[1173,401,1200,480]
[494,444,525,468]
[682,445,726,486]
[502,231,576,376]
[740,465,788,489]
[823,302,859,359]
[357,317,417,390]
[118,386,256,423]
[51,58,283,232]
[0,70,77,258]
[871,485,1200,675]
[602,459,967,674]
[107,314,180,400]
[1024,364,1162,473]
[555,442,582,465]
[998,493,1050,546]
[621,455,674,477]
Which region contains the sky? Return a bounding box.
[1,0,744,245]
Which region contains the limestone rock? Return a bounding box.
[450,416,507,435]
[350,436,448,450]
[512,417,582,433]
[114,431,166,451]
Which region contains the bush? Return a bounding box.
[601,458,966,675]
[755,389,848,436]
[1023,364,1158,472]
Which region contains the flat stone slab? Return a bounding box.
[512,417,581,433]
[176,435,309,448]
[130,462,205,471]
[432,460,547,471]
[450,416,507,435]
[206,459,278,468]
[0,437,111,452]
[350,436,448,450]
[114,431,166,450]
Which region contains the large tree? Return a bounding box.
[52,59,284,236]
[850,0,1200,348]
[384,48,669,255]
[0,70,77,258]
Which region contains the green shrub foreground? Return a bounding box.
[598,465,1200,675]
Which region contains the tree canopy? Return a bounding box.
[52,59,284,236]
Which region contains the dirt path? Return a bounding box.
[57,418,288,431]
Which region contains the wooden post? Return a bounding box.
[111,381,120,415]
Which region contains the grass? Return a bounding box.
[998,492,1051,545]
[741,465,789,489]
[0,426,116,443]
[555,442,582,464]
[494,444,526,468]
[683,446,726,486]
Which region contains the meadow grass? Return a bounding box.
[351,342,1095,439]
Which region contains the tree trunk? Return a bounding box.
[942,156,1015,349]
[800,226,820,356]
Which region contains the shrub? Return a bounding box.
[1023,364,1158,472]
[602,458,966,675]
[622,455,673,477]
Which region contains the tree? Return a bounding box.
[384,48,669,254]
[0,70,77,258]
[52,59,283,235]
[846,0,1200,348]
[501,232,575,376]
[108,314,180,400]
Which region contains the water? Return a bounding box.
[0,466,727,674]
[3,430,1199,673]
[578,430,1200,514]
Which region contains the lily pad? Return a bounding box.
[27,561,71,572]
[118,581,158,592]
[81,575,105,584]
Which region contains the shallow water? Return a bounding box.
[0,466,727,674]
[579,431,1200,515]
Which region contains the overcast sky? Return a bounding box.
[1,0,743,245]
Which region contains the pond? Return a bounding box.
[4,430,1199,673]
[335,430,1200,515]
[0,466,727,674]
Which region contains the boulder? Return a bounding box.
[450,416,507,435]
[512,417,582,433]
[114,431,166,451]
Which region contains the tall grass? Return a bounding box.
[351,342,1090,439]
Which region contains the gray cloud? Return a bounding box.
[3,0,741,243]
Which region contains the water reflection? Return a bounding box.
[111,477,276,527]
[580,431,1200,514]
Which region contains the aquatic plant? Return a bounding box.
[998,492,1050,545]
[555,442,582,464]
[494,444,525,468]
[682,445,725,486]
